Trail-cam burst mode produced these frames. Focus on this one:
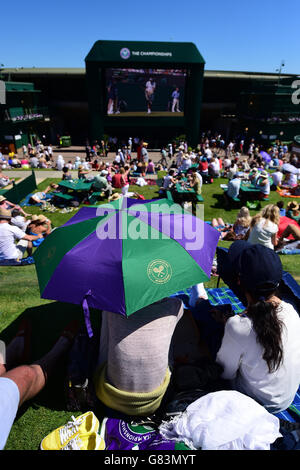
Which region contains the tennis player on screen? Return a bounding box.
[145,77,156,113]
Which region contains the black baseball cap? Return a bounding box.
[228,241,283,294]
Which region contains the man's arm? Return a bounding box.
[42,221,52,237]
[22,233,44,242]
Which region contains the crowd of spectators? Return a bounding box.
[0,134,300,450]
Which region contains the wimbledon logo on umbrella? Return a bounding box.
[147,259,172,284]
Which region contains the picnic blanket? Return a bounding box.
[170,286,245,313]
[19,192,53,207]
[129,177,157,186]
[0,256,35,266]
[277,188,300,198]
[278,216,299,240]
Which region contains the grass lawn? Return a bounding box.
[0,176,299,450]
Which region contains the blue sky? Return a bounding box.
[1,0,300,74]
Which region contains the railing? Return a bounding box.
[4,107,49,122]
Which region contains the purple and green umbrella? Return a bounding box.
[34,197,219,334]
[260,151,271,163]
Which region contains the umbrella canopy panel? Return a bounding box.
[34,199,219,317]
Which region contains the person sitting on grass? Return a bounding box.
[214,241,300,414]
[280,171,298,190]
[224,172,243,203]
[286,201,300,224]
[213,207,252,241]
[0,318,79,449]
[227,161,238,181]
[232,206,252,238]
[290,183,300,196]
[92,159,100,171]
[26,215,52,249]
[0,169,15,189]
[146,159,155,174]
[276,201,286,217]
[0,195,30,218]
[94,297,184,417]
[188,167,202,194]
[271,168,283,190]
[92,170,112,199]
[185,168,203,215]
[78,165,92,180]
[162,169,177,191]
[0,208,44,262]
[255,170,270,200]
[11,156,22,168]
[62,166,73,181]
[247,204,280,250]
[275,222,300,251]
[10,209,31,232]
[249,167,260,185]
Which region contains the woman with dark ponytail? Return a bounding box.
[215,241,300,413]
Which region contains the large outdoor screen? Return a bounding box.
[105,68,187,117]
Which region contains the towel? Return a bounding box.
[159,390,281,450]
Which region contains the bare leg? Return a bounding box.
[2,335,71,406]
[0,320,78,406]
[279,224,300,242]
[26,241,33,257]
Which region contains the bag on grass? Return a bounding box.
[246,200,261,210]
[100,417,191,450]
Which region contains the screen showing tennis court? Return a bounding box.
[105,68,187,117]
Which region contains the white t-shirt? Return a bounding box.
[227,166,237,180]
[210,160,220,174]
[11,216,29,232]
[180,158,192,171]
[163,175,173,190]
[204,148,212,160]
[0,223,25,260]
[248,218,278,250]
[223,158,231,169]
[145,81,155,93]
[286,173,298,187]
[227,178,241,199]
[272,171,283,186]
[216,301,300,413]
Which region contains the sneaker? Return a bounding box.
[40,411,99,450]
[62,432,105,450]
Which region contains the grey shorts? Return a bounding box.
[15,239,29,259]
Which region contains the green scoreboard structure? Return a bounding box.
[85,40,205,147]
